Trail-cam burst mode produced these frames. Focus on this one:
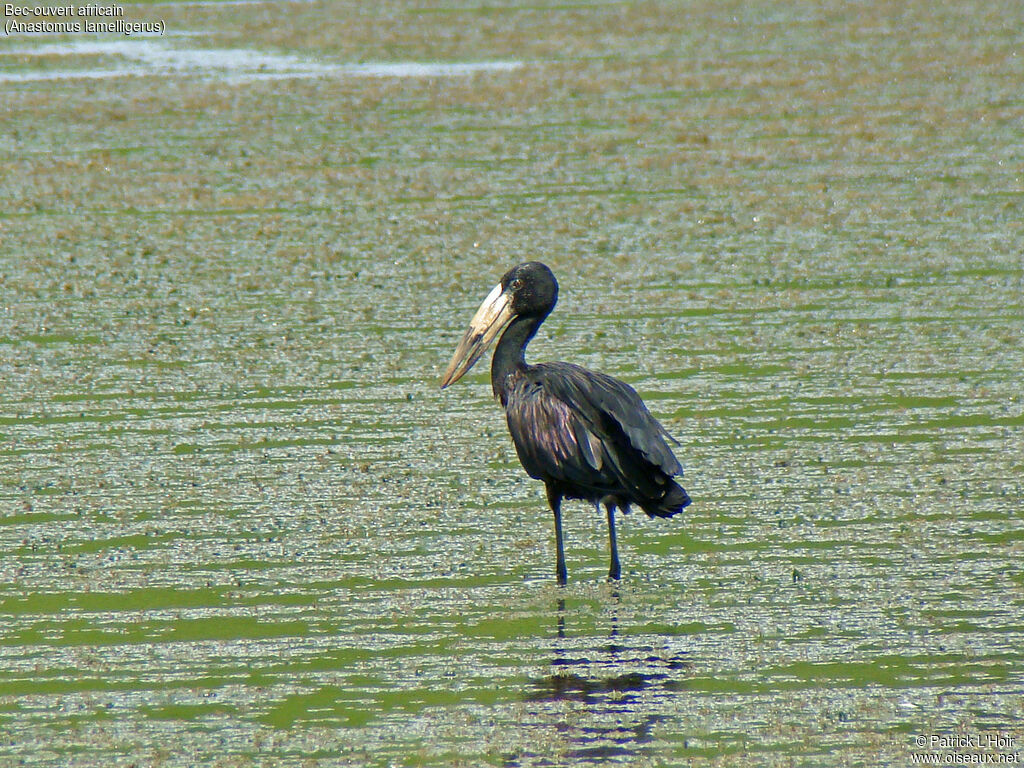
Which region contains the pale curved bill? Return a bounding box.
[440,283,515,388]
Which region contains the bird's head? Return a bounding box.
[440,261,558,388]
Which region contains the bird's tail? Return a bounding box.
[642,479,691,518]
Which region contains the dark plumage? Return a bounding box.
[441,262,690,584]
[504,362,690,517]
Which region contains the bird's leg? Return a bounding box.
[554,507,568,586]
[605,502,621,581]
[547,487,567,586]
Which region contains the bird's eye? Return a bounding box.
[510,278,523,291]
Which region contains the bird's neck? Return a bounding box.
[491,314,543,405]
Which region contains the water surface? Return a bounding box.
[1,0,1022,765]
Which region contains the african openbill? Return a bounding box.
[440,262,691,585]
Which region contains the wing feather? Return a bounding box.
[541,363,683,477]
[506,385,599,488]
[503,363,684,508]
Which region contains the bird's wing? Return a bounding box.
[505,382,609,490]
[538,362,683,478]
[503,363,683,505]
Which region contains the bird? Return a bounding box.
[440,261,691,585]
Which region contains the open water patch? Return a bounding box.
[0,37,523,82]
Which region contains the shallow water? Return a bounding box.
[0,37,522,82]
[1,0,1023,765]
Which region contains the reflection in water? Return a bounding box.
[520,597,693,763]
